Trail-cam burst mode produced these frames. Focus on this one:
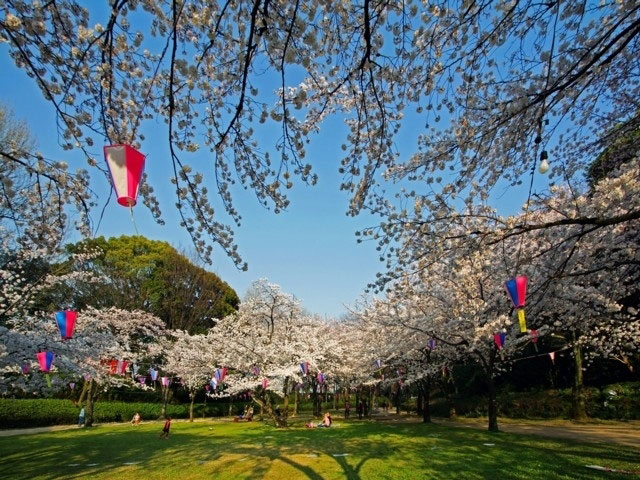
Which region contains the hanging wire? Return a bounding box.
[129,205,139,235]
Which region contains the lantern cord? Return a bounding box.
[129,206,139,235]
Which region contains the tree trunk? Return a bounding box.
[293,389,298,416]
[422,377,431,423]
[283,377,290,421]
[189,393,195,422]
[228,397,233,416]
[487,349,499,432]
[253,393,287,427]
[161,386,169,419]
[571,339,588,421]
[395,387,401,415]
[84,380,97,427]
[417,390,423,416]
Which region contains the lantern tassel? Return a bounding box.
[129,206,139,235]
[518,309,527,333]
[46,374,51,388]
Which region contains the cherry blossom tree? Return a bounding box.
[2,1,637,266]
[164,329,215,421]
[0,307,167,426]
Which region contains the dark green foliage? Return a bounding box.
[429,382,640,420]
[0,399,249,429]
[64,235,239,332]
[586,112,640,188]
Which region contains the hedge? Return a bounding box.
[0,399,251,429]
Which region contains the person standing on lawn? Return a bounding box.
[77,407,85,427]
[344,400,351,419]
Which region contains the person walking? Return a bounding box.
[77,407,85,427]
[159,417,172,439]
[357,401,363,420]
[344,400,351,419]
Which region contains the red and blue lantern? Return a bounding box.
[493,332,506,350]
[36,351,55,373]
[21,363,29,375]
[428,339,436,350]
[139,376,146,385]
[262,378,268,389]
[374,359,382,369]
[317,372,325,384]
[300,362,309,376]
[505,276,528,332]
[54,310,77,339]
[150,368,158,381]
[103,144,146,207]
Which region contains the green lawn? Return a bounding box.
[1,417,638,479]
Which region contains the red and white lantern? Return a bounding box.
[103,144,146,207]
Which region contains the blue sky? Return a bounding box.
[0,47,387,317]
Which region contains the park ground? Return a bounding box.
[1,415,639,479]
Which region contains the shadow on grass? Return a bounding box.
[0,421,637,480]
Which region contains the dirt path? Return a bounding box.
[432,417,640,449]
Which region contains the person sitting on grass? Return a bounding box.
[131,412,141,425]
[319,412,332,428]
[159,417,172,439]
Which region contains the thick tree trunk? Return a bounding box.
[253,393,288,427]
[571,340,588,421]
[189,393,195,422]
[487,349,499,432]
[422,377,431,423]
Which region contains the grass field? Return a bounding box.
[1,417,638,479]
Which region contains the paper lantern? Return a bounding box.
[36,351,55,373]
[132,364,140,379]
[103,144,146,207]
[300,362,309,376]
[210,377,217,389]
[108,359,118,374]
[493,333,503,350]
[54,310,77,339]
[205,384,210,391]
[83,373,91,382]
[252,365,260,375]
[429,339,436,350]
[21,364,29,375]
[116,360,129,375]
[69,382,75,390]
[262,378,268,389]
[505,276,528,332]
[161,377,171,387]
[549,352,555,364]
[374,359,382,369]
[150,368,158,381]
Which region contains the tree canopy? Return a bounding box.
[66,235,239,332]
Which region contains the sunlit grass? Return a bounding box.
[1,417,637,479]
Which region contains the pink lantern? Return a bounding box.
[21,364,29,375]
[262,378,268,389]
[103,144,146,207]
[69,382,75,390]
[161,377,171,387]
